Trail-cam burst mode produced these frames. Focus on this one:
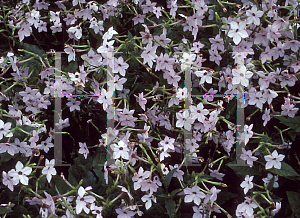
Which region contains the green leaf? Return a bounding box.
[268,162,300,180]
[0,152,14,165]
[128,31,133,40]
[50,175,72,194]
[22,43,45,57]
[82,171,97,188]
[288,129,298,141]
[267,176,274,191]
[275,116,300,132]
[0,208,12,215]
[165,168,177,188]
[170,188,181,197]
[227,162,261,177]
[12,125,37,141]
[287,191,300,218]
[93,153,105,170]
[216,191,238,205]
[165,198,176,218]
[62,60,78,73]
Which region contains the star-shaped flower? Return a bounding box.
[264,150,285,169]
[227,21,249,45]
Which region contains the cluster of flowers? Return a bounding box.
[0,0,299,217]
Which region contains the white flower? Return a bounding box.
[227,21,248,45]
[141,191,156,210]
[76,186,96,215]
[240,175,254,194]
[78,142,89,159]
[232,65,253,87]
[264,150,285,169]
[184,186,206,205]
[262,173,279,188]
[2,171,18,191]
[68,26,82,39]
[112,140,130,160]
[103,27,118,41]
[8,161,32,185]
[176,87,187,100]
[180,52,196,71]
[195,70,212,84]
[42,159,57,183]
[176,110,193,131]
[0,120,13,140]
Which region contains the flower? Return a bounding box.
[159,136,175,152]
[180,53,196,71]
[0,120,13,140]
[184,185,206,205]
[264,150,285,169]
[262,173,279,188]
[176,87,188,100]
[240,175,254,194]
[141,191,156,210]
[190,102,209,123]
[8,161,32,185]
[176,110,193,131]
[115,206,136,218]
[42,159,57,183]
[236,197,258,217]
[141,44,157,68]
[68,25,82,39]
[76,186,96,214]
[246,5,264,26]
[240,148,258,167]
[135,92,147,111]
[227,21,248,45]
[78,142,89,159]
[113,140,130,160]
[232,65,253,87]
[2,171,18,191]
[117,185,133,199]
[195,70,212,84]
[132,167,150,190]
[18,22,32,42]
[64,45,76,62]
[103,26,118,41]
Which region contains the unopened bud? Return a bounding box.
[221,183,228,187]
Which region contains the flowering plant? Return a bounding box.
[0,0,300,217]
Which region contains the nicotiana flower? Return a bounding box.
[240,148,258,167]
[176,87,188,100]
[176,110,193,131]
[2,171,18,191]
[141,44,157,68]
[236,197,258,217]
[232,65,253,87]
[240,175,254,194]
[227,21,249,45]
[262,173,279,188]
[264,150,285,169]
[113,140,130,160]
[141,191,157,210]
[68,25,82,39]
[42,159,57,183]
[180,52,196,71]
[78,142,89,159]
[76,186,96,215]
[0,120,13,140]
[159,136,175,152]
[8,161,32,186]
[184,185,206,205]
